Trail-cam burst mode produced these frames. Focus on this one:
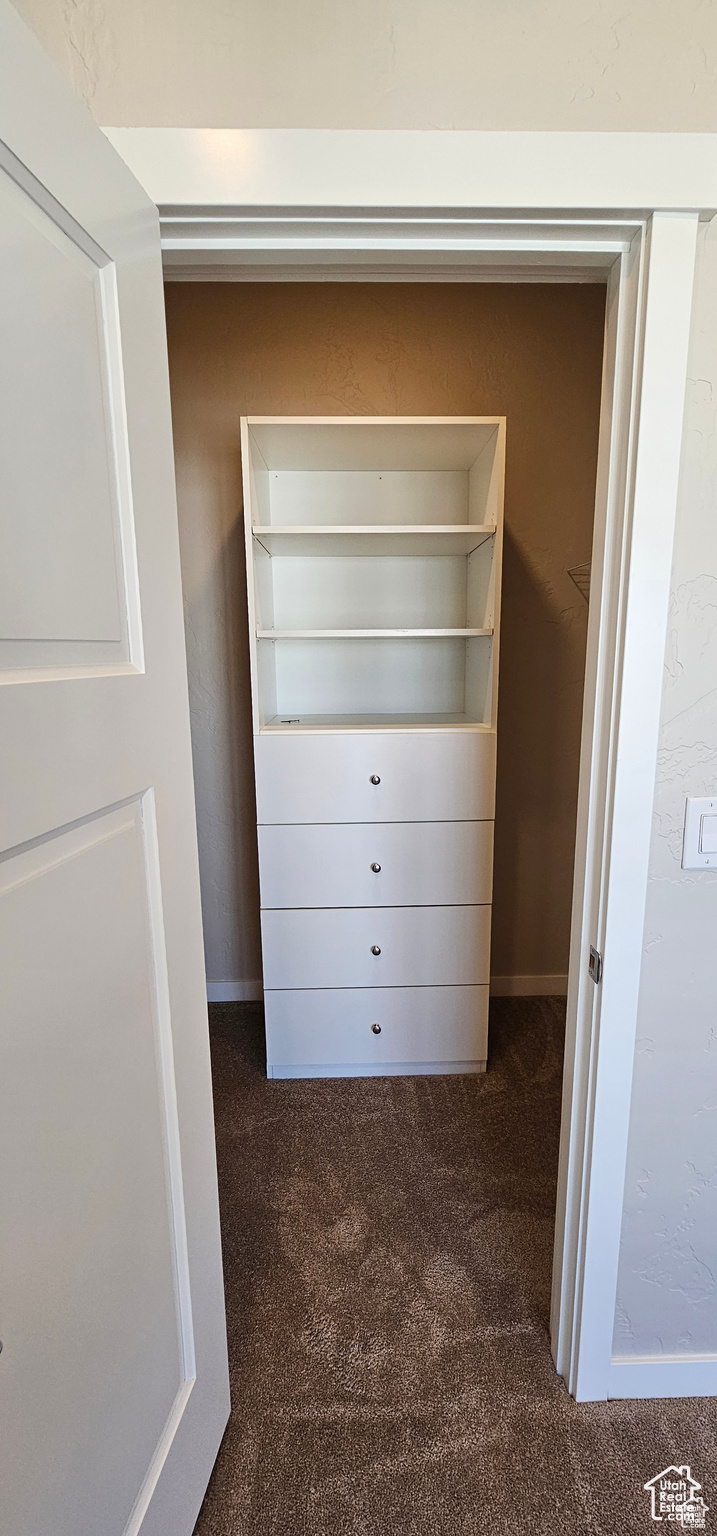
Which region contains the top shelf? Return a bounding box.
[246,418,503,471]
[252,525,497,557]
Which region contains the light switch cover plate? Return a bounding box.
[682,795,717,869]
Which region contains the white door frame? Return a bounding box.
[105,128,715,1402]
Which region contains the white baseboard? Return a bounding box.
[609,1356,717,1399]
[206,980,263,1003]
[490,974,568,996]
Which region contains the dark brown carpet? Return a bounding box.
[194,998,716,1534]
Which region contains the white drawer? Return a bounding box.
[258,819,493,908]
[261,904,491,990]
[254,729,496,824]
[265,984,489,1076]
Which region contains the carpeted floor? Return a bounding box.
[194,998,716,1535]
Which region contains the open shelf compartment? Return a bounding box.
[246,417,503,527]
[256,634,494,729]
[252,540,498,633]
[242,417,505,732]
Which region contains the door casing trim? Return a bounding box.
[104,127,715,1401]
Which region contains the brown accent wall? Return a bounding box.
[165,281,605,988]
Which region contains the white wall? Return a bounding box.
[11,0,717,131]
[12,0,717,1368]
[614,219,717,1359]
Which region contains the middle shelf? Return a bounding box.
[256,627,494,639]
[252,524,495,557]
[247,505,502,727]
[251,535,498,633]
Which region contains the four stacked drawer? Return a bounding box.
[255,730,496,1078]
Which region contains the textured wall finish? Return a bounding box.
[615,221,717,1359]
[164,282,605,989]
[11,0,717,131]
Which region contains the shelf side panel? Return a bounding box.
[465,636,494,726]
[466,538,496,630]
[468,426,501,525]
[257,633,277,726]
[253,541,274,632]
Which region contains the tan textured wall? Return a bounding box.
[11,0,717,130]
[165,281,605,986]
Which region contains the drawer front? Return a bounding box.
[255,729,496,824]
[265,985,489,1073]
[258,820,493,909]
[261,904,491,990]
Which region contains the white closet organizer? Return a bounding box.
[241,416,505,1079]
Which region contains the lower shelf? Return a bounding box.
[269,1059,487,1080]
[262,711,484,730]
[264,982,489,1079]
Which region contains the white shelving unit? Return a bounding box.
[242,416,505,1077]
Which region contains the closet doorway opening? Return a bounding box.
[165,279,607,1002]
[154,195,700,1406]
[105,134,703,1403]
[165,274,607,1378]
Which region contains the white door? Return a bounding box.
[0,6,229,1534]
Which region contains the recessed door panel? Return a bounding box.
[0,801,189,1536]
[0,11,228,1527]
[0,164,138,673]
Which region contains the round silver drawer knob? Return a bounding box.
[371,944,381,956]
[371,1023,381,1035]
[370,774,381,785]
[371,862,381,873]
